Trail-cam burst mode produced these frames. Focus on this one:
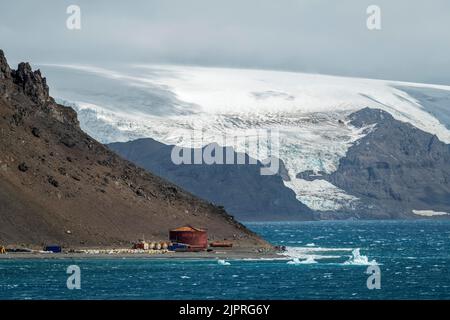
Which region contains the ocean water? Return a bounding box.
[1,220,449,300]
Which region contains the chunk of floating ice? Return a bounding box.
[343,248,377,266]
[287,258,301,264]
[218,259,231,266]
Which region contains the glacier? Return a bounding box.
[38,63,450,211]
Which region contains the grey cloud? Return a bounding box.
[1,0,450,84]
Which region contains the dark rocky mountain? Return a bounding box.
[0,49,269,249]
[109,139,314,221]
[299,108,450,219]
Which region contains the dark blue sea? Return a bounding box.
[1,220,449,300]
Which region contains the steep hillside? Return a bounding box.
[0,50,269,249]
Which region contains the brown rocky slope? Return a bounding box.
[0,50,269,249]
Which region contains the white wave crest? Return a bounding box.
[280,246,351,261]
[280,246,378,266]
[287,257,318,265]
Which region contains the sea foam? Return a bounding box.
[280,246,377,266]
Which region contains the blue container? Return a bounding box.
[168,243,188,251]
[44,245,62,253]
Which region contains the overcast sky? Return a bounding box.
[1,0,450,84]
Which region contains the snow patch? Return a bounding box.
[412,210,449,217]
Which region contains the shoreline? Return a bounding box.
[0,250,285,261]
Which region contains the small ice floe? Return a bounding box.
[343,248,377,266]
[218,259,231,266]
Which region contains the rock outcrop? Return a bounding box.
[0,50,12,79]
[12,62,50,104]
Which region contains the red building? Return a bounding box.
[169,226,208,250]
